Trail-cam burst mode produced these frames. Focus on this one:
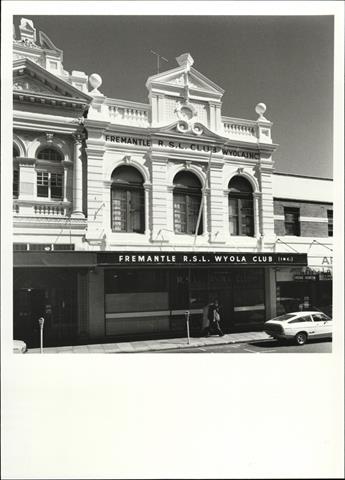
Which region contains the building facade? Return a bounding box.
[12,18,333,347]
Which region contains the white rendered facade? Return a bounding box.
[12,19,333,345]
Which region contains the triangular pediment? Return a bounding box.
[146,65,224,97]
[13,58,92,102]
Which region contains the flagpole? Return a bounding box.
[193,149,213,246]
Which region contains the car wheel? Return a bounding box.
[295,332,307,345]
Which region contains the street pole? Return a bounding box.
[38,317,44,354]
[185,311,190,344]
[193,149,213,246]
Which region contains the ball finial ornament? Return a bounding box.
[89,73,102,90]
[255,102,267,117]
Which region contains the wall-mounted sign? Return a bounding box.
[294,274,318,281]
[104,135,260,159]
[97,252,307,266]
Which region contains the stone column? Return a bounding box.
[71,134,85,218]
[62,160,72,203]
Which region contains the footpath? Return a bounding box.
[28,330,270,354]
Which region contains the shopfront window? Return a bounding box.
[232,269,265,326]
[228,176,254,236]
[111,166,145,233]
[173,171,202,235]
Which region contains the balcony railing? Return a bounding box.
[13,200,72,218]
[222,117,258,139]
[105,99,150,127]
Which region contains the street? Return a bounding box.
[152,338,332,353]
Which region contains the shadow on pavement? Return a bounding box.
[248,338,332,348]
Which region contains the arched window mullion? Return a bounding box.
[228,176,254,237]
[36,147,64,201]
[13,145,20,198]
[111,166,145,233]
[173,172,202,235]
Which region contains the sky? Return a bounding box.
[14,15,334,178]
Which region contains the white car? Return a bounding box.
[13,340,27,354]
[264,311,333,345]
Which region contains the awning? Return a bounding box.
[14,252,97,268]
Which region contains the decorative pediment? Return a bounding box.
[13,58,92,104]
[14,74,62,95]
[147,67,224,95]
[153,121,225,141]
[146,53,224,98]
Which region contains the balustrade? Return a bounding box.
[222,118,258,138]
[106,101,150,127]
[34,204,67,216]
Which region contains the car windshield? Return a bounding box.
[270,314,296,322]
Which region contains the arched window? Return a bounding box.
[36,147,63,200]
[228,176,254,236]
[111,166,145,233]
[173,171,202,235]
[13,145,20,198]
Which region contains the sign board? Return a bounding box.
[104,135,260,159]
[97,252,308,267]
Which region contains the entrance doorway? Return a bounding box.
[13,269,78,348]
[13,289,45,348]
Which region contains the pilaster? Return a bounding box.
[208,160,226,244]
[84,123,107,247]
[150,154,169,242]
[258,156,275,240]
[71,133,85,218]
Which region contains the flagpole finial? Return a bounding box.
[150,50,168,74]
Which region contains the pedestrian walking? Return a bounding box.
[206,298,224,337]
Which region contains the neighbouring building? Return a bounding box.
[12,18,333,347]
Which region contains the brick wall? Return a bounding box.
[274,199,332,238]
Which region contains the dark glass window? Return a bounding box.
[13,169,19,198]
[284,207,300,236]
[13,145,20,198]
[13,243,28,251]
[327,210,333,237]
[29,244,52,251]
[37,148,62,162]
[37,171,49,198]
[228,176,254,236]
[173,171,202,235]
[36,148,63,200]
[111,166,145,233]
[105,269,167,294]
[312,314,329,322]
[53,244,75,251]
[50,173,63,199]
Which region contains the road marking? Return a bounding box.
[243,348,257,353]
